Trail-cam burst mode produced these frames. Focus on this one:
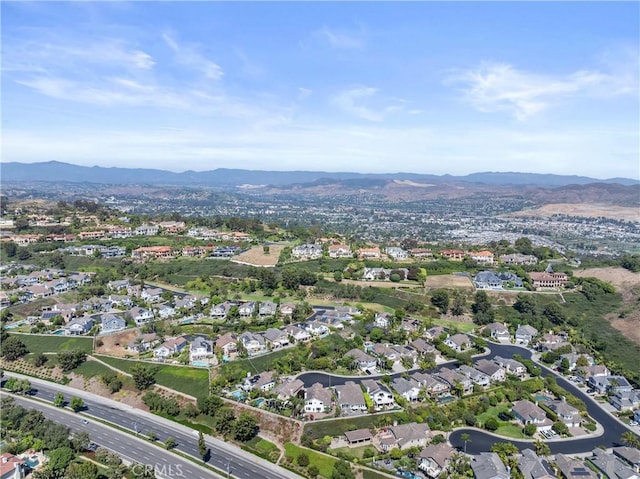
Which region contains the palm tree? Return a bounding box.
[620,431,640,448]
[461,433,471,454]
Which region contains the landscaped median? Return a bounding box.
[284,442,338,478]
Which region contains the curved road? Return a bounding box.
[298,342,640,453]
[3,373,298,479]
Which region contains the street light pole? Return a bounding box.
[226,460,231,479]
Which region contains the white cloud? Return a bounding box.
[449,62,638,120]
[162,32,223,80]
[316,26,365,49]
[332,87,404,122]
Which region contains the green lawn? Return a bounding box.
[431,318,476,333]
[284,442,337,479]
[328,445,371,460]
[96,355,209,397]
[495,424,527,439]
[363,470,394,479]
[304,414,401,440]
[220,349,292,376]
[476,405,509,424]
[72,360,117,379]
[12,333,93,354]
[242,436,280,463]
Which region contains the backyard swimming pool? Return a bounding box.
[192,361,210,367]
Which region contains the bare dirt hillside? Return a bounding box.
[574,267,640,345]
[507,203,639,222]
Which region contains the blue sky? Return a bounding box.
[2,1,638,178]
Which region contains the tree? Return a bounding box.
[461,433,471,454]
[131,364,157,390]
[213,407,236,435]
[431,290,450,314]
[542,302,566,325]
[297,452,310,467]
[66,462,98,479]
[47,447,75,472]
[523,423,537,436]
[232,412,258,441]
[331,460,355,479]
[198,431,208,461]
[533,439,551,456]
[513,294,538,317]
[515,237,534,255]
[553,421,569,436]
[57,350,86,372]
[558,357,571,374]
[471,291,494,325]
[484,417,499,431]
[71,431,90,452]
[54,392,65,407]
[33,352,48,367]
[620,431,640,448]
[451,289,466,316]
[69,396,84,412]
[164,437,176,449]
[0,335,28,360]
[308,464,320,478]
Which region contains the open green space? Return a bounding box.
[476,405,510,424]
[11,333,93,354]
[304,414,402,441]
[495,424,527,439]
[71,359,117,379]
[96,355,209,397]
[242,436,280,463]
[363,470,395,479]
[285,442,337,479]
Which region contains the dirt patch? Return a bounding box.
[95,329,141,357]
[425,274,474,290]
[574,267,640,345]
[231,245,286,267]
[507,203,640,222]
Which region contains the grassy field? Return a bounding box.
[232,245,286,267]
[495,424,527,439]
[72,359,117,379]
[431,317,476,333]
[284,442,337,478]
[12,333,93,354]
[304,414,403,440]
[476,405,510,425]
[242,436,280,463]
[96,355,209,397]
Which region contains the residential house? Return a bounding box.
[578,364,610,382]
[155,304,175,320]
[436,368,473,395]
[304,321,329,337]
[100,313,126,333]
[440,249,465,261]
[392,377,422,402]
[530,272,569,289]
[328,244,352,258]
[272,379,305,401]
[411,372,450,398]
[425,326,447,341]
[515,324,539,345]
[258,301,277,318]
[280,303,295,317]
[304,383,332,414]
[613,447,640,473]
[363,267,392,281]
[377,422,431,451]
[471,453,510,479]
[411,338,437,356]
[458,365,491,388]
[344,429,373,446]
[558,353,593,372]
[410,247,433,258]
[335,381,367,412]
[127,307,154,326]
[547,398,581,427]
[154,337,188,359]
[418,443,455,479]
[474,359,506,383]
[517,449,556,479]
[239,332,266,356]
[134,224,159,236]
[588,375,633,395]
[590,448,640,479]
[210,301,232,319]
[484,323,511,342]
[215,333,237,358]
[400,317,422,334]
[284,324,311,343]
[361,379,395,409]
[512,400,553,432]
[610,390,640,412]
[346,348,378,371]
[444,333,471,352]
[500,254,538,265]
[555,454,598,479]
[493,356,527,378]
[291,243,323,259]
[470,251,495,264]
[263,328,290,350]
[189,336,214,362]
[243,371,276,392]
[239,301,256,318]
[127,333,159,353]
[65,316,94,335]
[357,247,381,259]
[374,312,391,329]
[386,247,409,260]
[0,452,25,479]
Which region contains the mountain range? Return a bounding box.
[1,161,638,188]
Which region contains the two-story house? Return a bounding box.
[304,383,332,414]
[335,381,366,412]
[512,400,553,432]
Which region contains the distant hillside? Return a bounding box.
[1,161,637,188]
